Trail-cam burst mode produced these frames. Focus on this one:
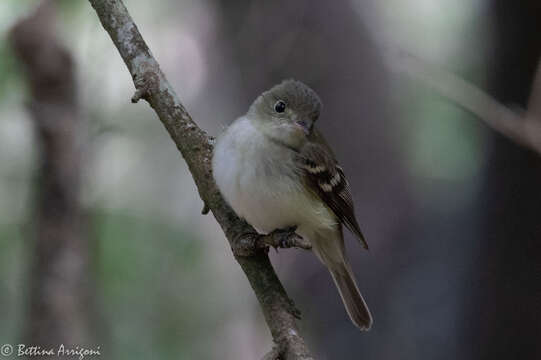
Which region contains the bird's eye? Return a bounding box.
[274,100,286,113]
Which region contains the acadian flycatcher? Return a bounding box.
[212,79,372,330]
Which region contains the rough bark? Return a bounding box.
[87,0,314,358]
[9,0,94,350]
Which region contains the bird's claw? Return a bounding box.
[260,226,311,251]
[278,226,297,248]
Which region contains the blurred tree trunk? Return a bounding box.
[10,1,95,351]
[463,1,541,358]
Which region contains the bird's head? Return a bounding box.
[248,79,322,150]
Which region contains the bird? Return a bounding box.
[212,79,372,330]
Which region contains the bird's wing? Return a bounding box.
[296,131,368,249]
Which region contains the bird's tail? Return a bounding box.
[309,230,373,330]
[329,261,373,330]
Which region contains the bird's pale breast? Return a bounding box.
[213,117,336,234]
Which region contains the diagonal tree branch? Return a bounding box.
[87,0,314,358]
[386,48,541,156]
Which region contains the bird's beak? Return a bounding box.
[295,120,311,135]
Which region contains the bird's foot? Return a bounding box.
[258,226,312,251]
[231,225,311,257]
